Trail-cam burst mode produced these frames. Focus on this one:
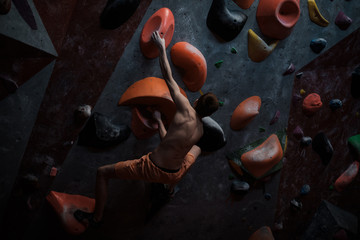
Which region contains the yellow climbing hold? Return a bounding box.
[300,89,306,95]
[248,29,279,63]
[199,89,204,95]
[356,112,359,117]
[307,0,329,27]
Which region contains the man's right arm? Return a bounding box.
[152,31,188,111]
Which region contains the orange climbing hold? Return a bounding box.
[46,191,95,235]
[302,93,322,116]
[140,8,175,59]
[170,42,207,92]
[248,226,275,240]
[233,0,255,9]
[241,134,283,178]
[334,161,359,192]
[230,96,261,130]
[131,106,158,139]
[256,0,300,40]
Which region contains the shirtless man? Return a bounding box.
[74,31,219,227]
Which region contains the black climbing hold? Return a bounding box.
[290,199,302,210]
[0,74,18,94]
[100,0,140,29]
[264,193,272,200]
[296,72,303,79]
[300,184,311,195]
[206,0,247,42]
[329,99,342,111]
[196,116,226,152]
[78,112,131,148]
[310,38,327,54]
[259,127,266,132]
[351,66,360,98]
[300,136,312,147]
[312,132,333,165]
[231,179,250,193]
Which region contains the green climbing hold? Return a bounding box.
[231,47,238,54]
[219,101,224,106]
[215,60,224,68]
[348,134,360,156]
[259,127,266,132]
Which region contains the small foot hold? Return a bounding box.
[73,210,102,228]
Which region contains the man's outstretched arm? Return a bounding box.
[151,31,187,110]
[153,110,167,140]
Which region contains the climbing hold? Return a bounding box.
[131,106,158,139]
[241,134,283,178]
[140,8,175,59]
[232,0,255,9]
[351,66,360,98]
[214,60,224,68]
[228,174,235,180]
[300,184,311,195]
[307,0,329,27]
[333,229,348,240]
[171,42,207,92]
[296,72,303,79]
[78,112,131,147]
[230,96,261,130]
[218,100,224,106]
[21,174,39,194]
[264,193,272,200]
[119,77,186,124]
[100,0,140,29]
[228,159,244,176]
[302,93,322,116]
[334,161,359,192]
[310,38,327,54]
[274,221,284,231]
[293,126,304,140]
[0,74,18,93]
[248,29,279,62]
[46,191,95,235]
[283,63,295,75]
[248,226,275,240]
[259,127,266,132]
[300,136,312,147]
[335,11,352,30]
[231,179,250,193]
[74,104,92,123]
[348,134,360,156]
[329,99,342,111]
[290,198,303,210]
[0,0,11,14]
[50,167,57,177]
[231,47,238,54]
[300,89,306,95]
[292,94,302,106]
[269,110,280,125]
[196,116,226,152]
[312,132,333,165]
[206,0,248,42]
[256,0,301,40]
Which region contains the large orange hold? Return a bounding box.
[119,77,187,139]
[140,8,175,59]
[46,191,95,235]
[241,134,283,178]
[170,42,207,92]
[334,161,359,192]
[256,0,300,40]
[248,226,275,240]
[230,96,261,130]
[233,0,255,9]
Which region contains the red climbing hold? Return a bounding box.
[302,93,322,116]
[334,161,359,192]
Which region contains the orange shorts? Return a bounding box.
[114,152,196,185]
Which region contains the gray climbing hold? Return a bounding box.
[290,199,302,210]
[301,136,312,147]
[74,104,92,123]
[329,99,342,111]
[196,116,226,152]
[264,193,272,200]
[335,11,352,30]
[310,38,327,54]
[231,179,250,193]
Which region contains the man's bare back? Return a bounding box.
[150,31,203,170]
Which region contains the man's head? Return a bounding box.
[193,92,219,118]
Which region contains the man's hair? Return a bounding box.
[194,92,219,117]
